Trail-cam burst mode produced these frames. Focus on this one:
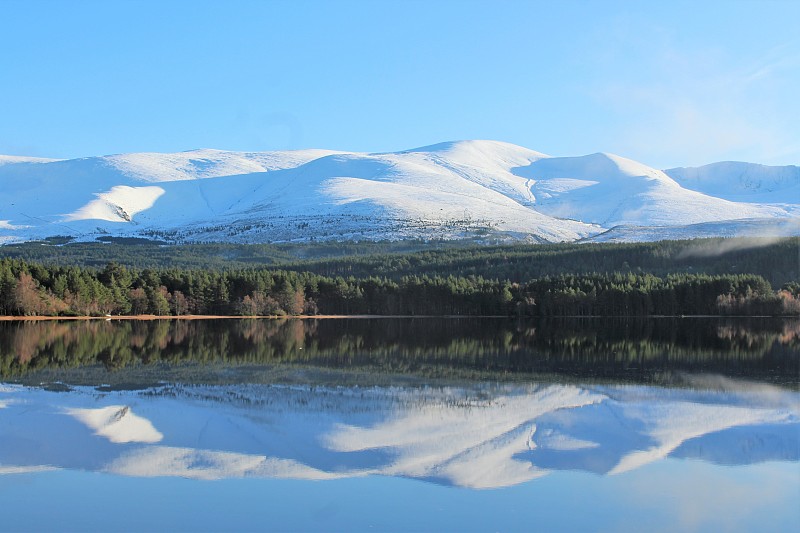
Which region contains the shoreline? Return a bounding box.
[0,314,400,321]
[0,314,515,321]
[0,314,792,321]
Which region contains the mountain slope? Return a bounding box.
[514,153,789,226]
[665,161,800,204]
[0,141,797,245]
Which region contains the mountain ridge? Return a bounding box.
[1,140,797,245]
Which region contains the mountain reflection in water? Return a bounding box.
[0,378,797,489]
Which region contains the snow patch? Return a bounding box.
[64,185,164,223]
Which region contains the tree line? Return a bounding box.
[1,258,798,317]
[1,238,797,287]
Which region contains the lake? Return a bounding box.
[1,318,798,532]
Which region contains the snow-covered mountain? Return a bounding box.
[1,381,797,488]
[665,162,800,204]
[0,141,797,245]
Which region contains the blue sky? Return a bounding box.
[1,0,798,168]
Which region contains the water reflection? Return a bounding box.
[1,317,798,384]
[1,378,797,489]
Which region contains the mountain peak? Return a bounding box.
[404,139,546,157]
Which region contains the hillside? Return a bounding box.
[665,162,800,203]
[1,141,797,245]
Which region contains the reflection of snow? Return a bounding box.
[0,220,31,230]
[107,446,341,481]
[325,386,601,488]
[533,428,600,451]
[0,465,59,475]
[609,401,792,474]
[66,405,163,443]
[0,381,797,488]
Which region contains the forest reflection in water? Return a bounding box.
[1,317,798,386]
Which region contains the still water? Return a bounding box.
[1,318,798,532]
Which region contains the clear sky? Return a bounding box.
[1,0,798,168]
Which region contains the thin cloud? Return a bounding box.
[742,41,800,83]
[588,32,800,168]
